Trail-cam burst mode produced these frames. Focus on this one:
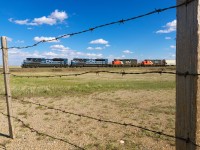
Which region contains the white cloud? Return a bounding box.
[121,55,126,58]
[85,53,103,57]
[123,50,133,54]
[171,54,176,57]
[50,9,68,22]
[33,16,56,25]
[87,47,94,50]
[170,45,176,49]
[27,27,33,30]
[9,10,68,26]
[50,45,71,52]
[87,46,104,50]
[165,37,172,40]
[50,44,103,59]
[6,37,12,42]
[8,49,42,58]
[8,48,20,54]
[156,20,176,34]
[15,40,25,43]
[34,36,60,43]
[90,39,108,45]
[13,19,29,25]
[8,18,32,26]
[43,52,58,57]
[9,18,37,26]
[95,47,103,50]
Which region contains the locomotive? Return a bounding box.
[21,58,68,68]
[71,58,108,67]
[21,58,175,68]
[112,59,137,67]
[141,59,166,66]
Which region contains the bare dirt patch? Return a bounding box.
[0,90,175,150]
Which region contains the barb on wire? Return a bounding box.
[13,98,200,147]
[10,70,178,78]
[0,112,85,150]
[2,0,196,50]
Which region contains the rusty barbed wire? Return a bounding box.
[0,112,85,150]
[10,97,200,147]
[3,70,200,78]
[0,0,196,50]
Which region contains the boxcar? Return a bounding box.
[165,60,176,66]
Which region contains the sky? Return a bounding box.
[0,0,176,66]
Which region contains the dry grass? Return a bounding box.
[0,67,175,150]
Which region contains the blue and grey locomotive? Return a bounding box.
[71,58,108,67]
[21,58,68,68]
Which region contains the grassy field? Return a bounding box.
[0,67,176,150]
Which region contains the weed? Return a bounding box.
[18,111,28,118]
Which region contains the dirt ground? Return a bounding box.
[0,89,175,150]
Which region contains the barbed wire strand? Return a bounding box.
[11,97,200,147]
[1,70,200,78]
[0,112,85,150]
[0,0,196,50]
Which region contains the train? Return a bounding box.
[21,58,176,68]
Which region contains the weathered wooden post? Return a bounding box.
[176,0,200,149]
[1,36,14,138]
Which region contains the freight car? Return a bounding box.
[21,58,68,68]
[141,59,166,66]
[165,60,176,66]
[112,59,138,67]
[70,58,108,67]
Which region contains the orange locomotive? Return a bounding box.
[141,59,166,66]
[112,59,138,67]
[141,60,153,66]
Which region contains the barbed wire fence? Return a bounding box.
[0,0,199,149]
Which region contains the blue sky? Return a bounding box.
[0,0,176,66]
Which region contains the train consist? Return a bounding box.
[21,58,175,68]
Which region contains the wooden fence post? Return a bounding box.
[176,0,200,149]
[1,36,14,139]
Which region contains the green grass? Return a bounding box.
[0,74,175,98]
